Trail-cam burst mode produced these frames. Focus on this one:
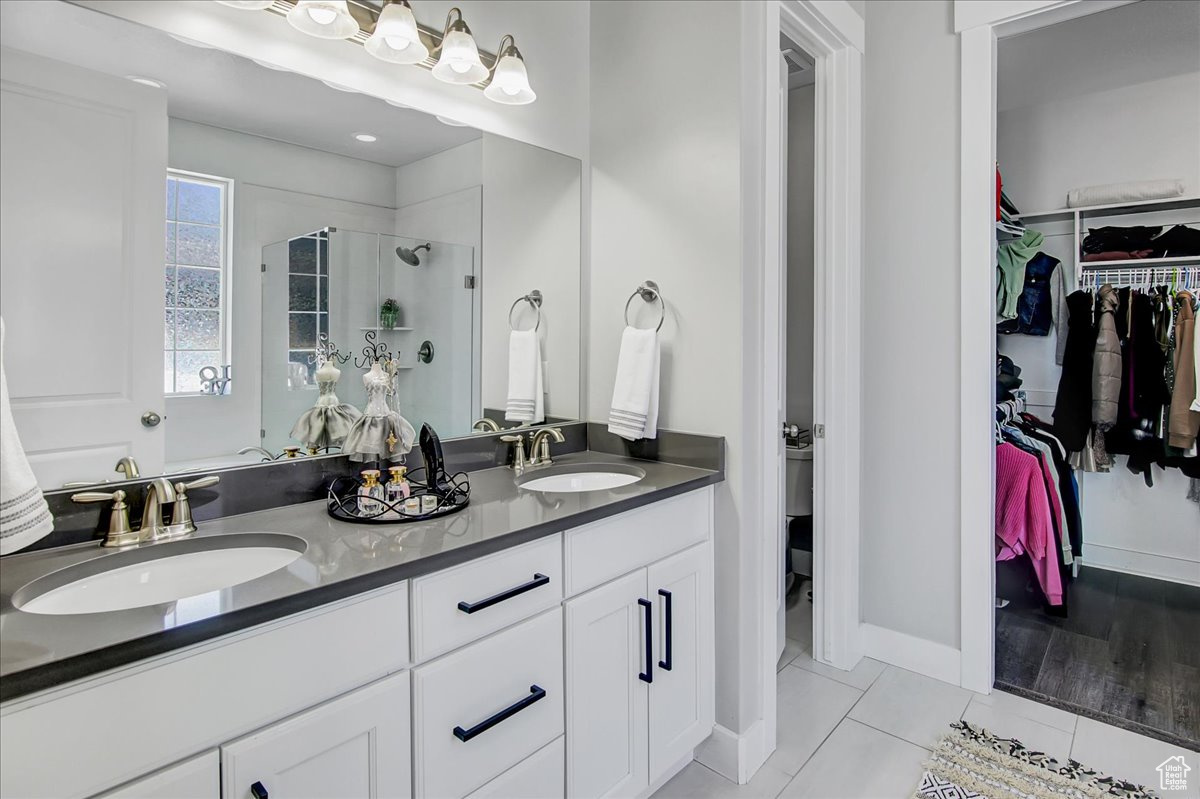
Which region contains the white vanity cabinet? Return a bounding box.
[96,752,219,799]
[221,672,411,799]
[564,491,715,799]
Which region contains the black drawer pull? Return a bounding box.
[457,573,550,614]
[638,598,653,684]
[453,685,546,742]
[250,781,269,799]
[658,589,673,671]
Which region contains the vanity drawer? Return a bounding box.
[411,534,563,661]
[564,488,711,596]
[412,609,564,799]
[465,737,564,799]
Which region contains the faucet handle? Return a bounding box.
[171,475,220,536]
[500,434,528,472]
[178,475,220,492]
[71,489,139,548]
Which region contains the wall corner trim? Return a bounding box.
[694,720,769,786]
[860,623,965,689]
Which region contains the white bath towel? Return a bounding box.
[505,329,544,424]
[608,326,659,441]
[1066,178,1184,209]
[1,319,52,555]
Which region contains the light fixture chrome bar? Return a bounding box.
[261,0,498,86]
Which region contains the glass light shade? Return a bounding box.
[432,28,488,84]
[484,52,536,105]
[287,0,359,39]
[364,2,428,64]
[216,1,275,9]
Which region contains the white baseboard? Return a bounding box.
[695,719,769,785]
[1082,544,1200,587]
[861,623,963,687]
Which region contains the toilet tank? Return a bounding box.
[785,444,814,517]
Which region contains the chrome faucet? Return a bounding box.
[500,433,529,476]
[529,427,565,467]
[473,417,501,432]
[140,475,220,542]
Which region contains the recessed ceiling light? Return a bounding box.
[321,80,358,93]
[436,115,469,127]
[355,133,378,143]
[126,75,166,89]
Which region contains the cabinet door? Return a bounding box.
[565,570,649,799]
[97,751,218,799]
[647,544,714,779]
[221,672,411,799]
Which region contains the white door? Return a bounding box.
[565,570,649,799]
[647,544,714,778]
[775,53,791,660]
[98,751,219,799]
[221,672,411,799]
[0,48,167,488]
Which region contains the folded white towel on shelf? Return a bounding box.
[1066,179,1184,209]
[505,329,544,424]
[1,318,52,555]
[608,326,659,441]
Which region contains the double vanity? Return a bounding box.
[0,447,721,799]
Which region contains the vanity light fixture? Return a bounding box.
[217,0,275,9]
[431,8,488,85]
[483,35,535,105]
[354,133,378,142]
[364,0,428,65]
[287,0,359,39]
[126,75,166,89]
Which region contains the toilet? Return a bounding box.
[785,442,814,577]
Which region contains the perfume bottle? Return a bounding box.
[357,470,385,517]
[383,466,411,520]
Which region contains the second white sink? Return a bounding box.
[518,463,646,493]
[13,533,306,616]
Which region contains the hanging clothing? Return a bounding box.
[997,251,1066,338]
[1092,284,1122,429]
[1169,291,1200,449]
[996,229,1045,321]
[1052,291,1096,452]
[995,442,1063,606]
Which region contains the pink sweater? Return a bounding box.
[995,443,1063,605]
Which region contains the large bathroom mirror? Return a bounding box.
[0,0,582,487]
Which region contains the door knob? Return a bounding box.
[141,411,162,428]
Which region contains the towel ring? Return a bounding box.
[509,290,543,332]
[623,280,665,331]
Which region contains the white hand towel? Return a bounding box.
[505,329,545,424]
[1,318,52,555]
[608,326,659,441]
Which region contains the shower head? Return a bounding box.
[396,242,431,266]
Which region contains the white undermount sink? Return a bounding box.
[13,533,306,616]
[518,463,646,493]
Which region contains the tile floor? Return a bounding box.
[653,581,1200,799]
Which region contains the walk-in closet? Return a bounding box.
[992,0,1199,749]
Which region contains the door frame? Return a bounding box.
[739,0,863,781]
[956,0,1136,694]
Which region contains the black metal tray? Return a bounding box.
[326,468,470,524]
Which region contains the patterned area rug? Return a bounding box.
[914,721,1158,799]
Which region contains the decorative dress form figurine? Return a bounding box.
[342,360,416,463]
[290,358,363,450]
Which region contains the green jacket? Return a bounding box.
[996,229,1045,320]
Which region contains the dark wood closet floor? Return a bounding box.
[994,565,1200,749]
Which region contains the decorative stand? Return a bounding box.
[326,466,470,524]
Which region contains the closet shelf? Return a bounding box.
[1013,194,1200,222]
[1079,255,1200,270]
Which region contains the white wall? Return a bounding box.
[589,0,751,733]
[75,0,590,161]
[860,0,964,650]
[996,17,1200,584]
[481,135,582,420]
[786,86,816,430]
[166,119,397,465]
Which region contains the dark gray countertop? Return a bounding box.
[0,452,721,702]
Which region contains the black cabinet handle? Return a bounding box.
[457,573,550,614]
[658,589,673,671]
[638,598,653,683]
[453,685,546,742]
[250,781,269,799]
